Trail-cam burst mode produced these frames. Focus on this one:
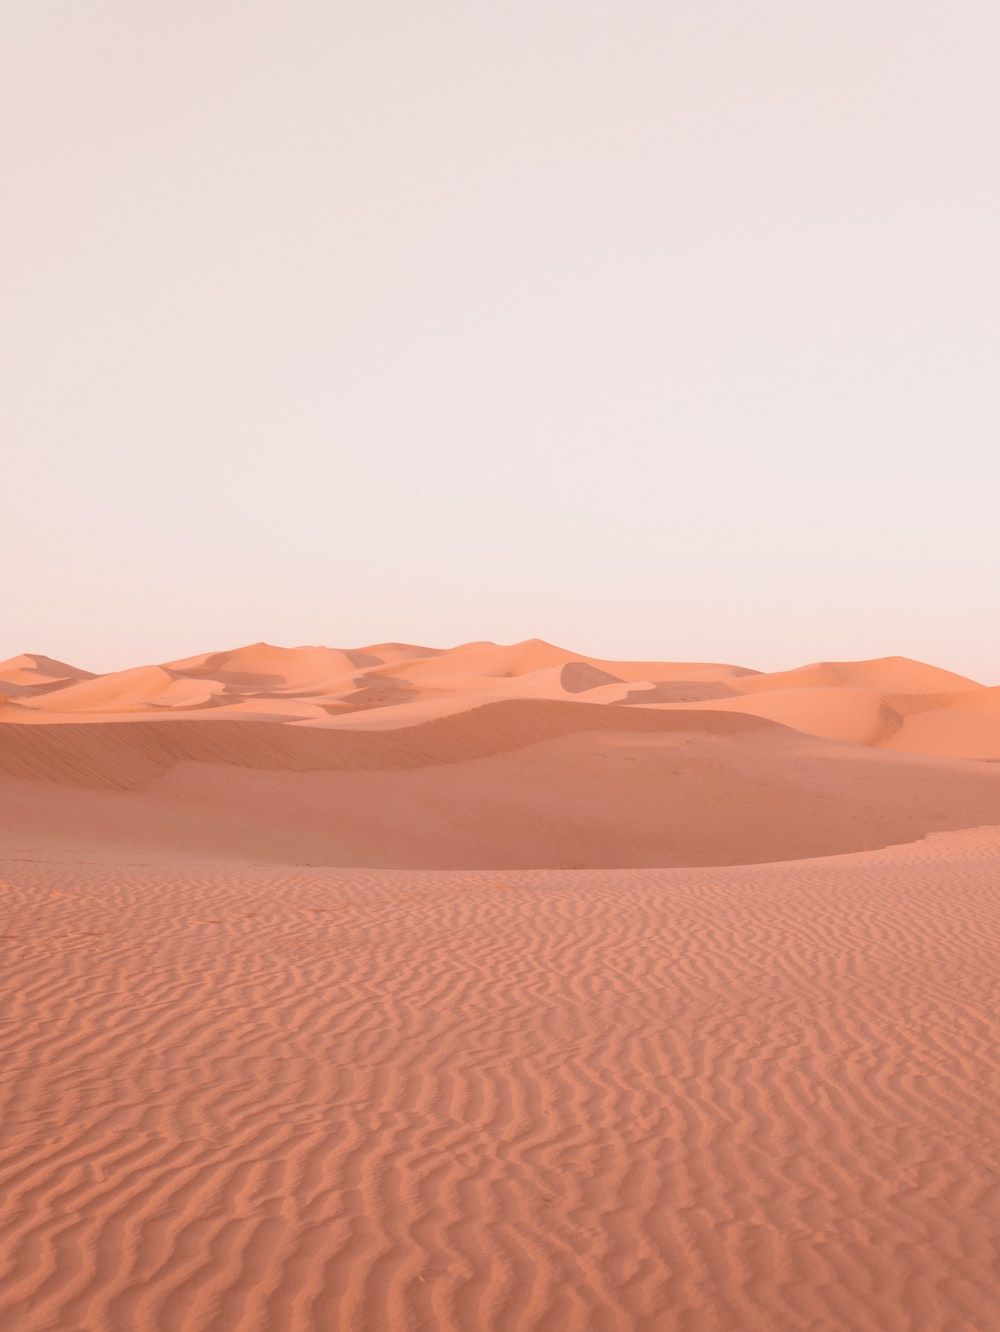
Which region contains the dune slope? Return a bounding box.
[3,701,1000,866]
[4,640,995,761]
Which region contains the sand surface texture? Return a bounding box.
[0,833,997,1330]
[1,642,998,1329]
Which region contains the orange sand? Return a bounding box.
[1,640,998,1329]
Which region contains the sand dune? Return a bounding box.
[2,638,998,1329]
[3,640,999,868]
[0,652,96,700]
[2,698,1000,868]
[673,685,900,746]
[0,699,772,786]
[0,829,996,1330]
[4,640,995,760]
[729,654,979,695]
[883,686,1000,759]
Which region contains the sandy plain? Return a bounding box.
[1,640,997,1330]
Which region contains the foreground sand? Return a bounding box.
[1,830,997,1331]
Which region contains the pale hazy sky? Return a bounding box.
[3,3,998,678]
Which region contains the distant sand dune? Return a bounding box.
[730,654,979,695]
[4,642,992,760]
[0,653,97,699]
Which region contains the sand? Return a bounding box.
[1,640,998,1329]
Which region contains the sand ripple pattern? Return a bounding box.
[1,831,998,1330]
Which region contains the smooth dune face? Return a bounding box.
[883,687,1000,759]
[2,639,998,1330]
[3,707,1000,869]
[728,655,980,695]
[0,829,997,1330]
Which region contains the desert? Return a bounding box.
[1,639,997,1329]
[7,2,999,1326]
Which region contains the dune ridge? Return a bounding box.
[0,700,773,789]
[3,639,994,759]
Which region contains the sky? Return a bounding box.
[3,2,998,679]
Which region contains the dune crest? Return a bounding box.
[4,638,995,758]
